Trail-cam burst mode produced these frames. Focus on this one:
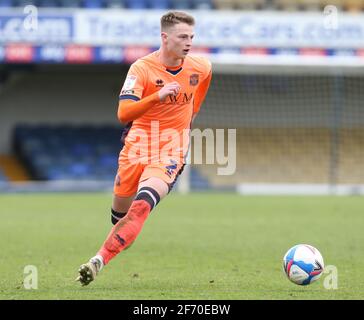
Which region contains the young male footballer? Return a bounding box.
[76,11,212,286]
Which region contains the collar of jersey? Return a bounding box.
[165,66,183,75]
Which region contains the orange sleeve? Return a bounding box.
[118,61,161,124]
[119,62,146,100]
[117,92,160,124]
[193,70,212,115]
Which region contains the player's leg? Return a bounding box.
[95,161,183,268]
[76,159,142,286]
[76,161,183,285]
[96,176,169,266]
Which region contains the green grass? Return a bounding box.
[0,193,363,300]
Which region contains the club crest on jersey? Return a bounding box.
[123,75,137,90]
[155,79,164,87]
[190,74,199,86]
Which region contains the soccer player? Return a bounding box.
[76,11,212,286]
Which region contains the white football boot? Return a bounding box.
[76,255,104,286]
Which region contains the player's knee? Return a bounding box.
[111,208,127,225]
[135,187,161,210]
[139,177,169,198]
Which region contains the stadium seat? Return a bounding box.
[15,0,37,6]
[125,0,147,8]
[38,0,59,6]
[192,0,213,9]
[273,0,300,10]
[83,0,103,8]
[169,0,192,9]
[297,0,321,10]
[0,169,8,183]
[105,0,125,7]
[235,0,265,10]
[13,125,123,181]
[344,0,364,11]
[148,0,170,9]
[190,167,211,190]
[58,0,82,7]
[319,0,343,11]
[212,0,235,10]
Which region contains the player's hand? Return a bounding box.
[158,82,181,101]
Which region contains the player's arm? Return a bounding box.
[192,70,212,120]
[118,82,181,124]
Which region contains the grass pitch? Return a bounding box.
[0,193,363,300]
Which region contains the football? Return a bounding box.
[283,244,324,285]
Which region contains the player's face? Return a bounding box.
[163,23,194,59]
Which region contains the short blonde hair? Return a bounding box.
[161,11,195,31]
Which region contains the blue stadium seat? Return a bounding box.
[125,0,148,9]
[99,154,117,167]
[0,169,8,182]
[58,0,81,7]
[13,124,123,181]
[38,0,59,7]
[125,0,147,8]
[193,0,213,9]
[46,167,72,180]
[105,0,125,8]
[15,0,37,6]
[148,0,170,9]
[71,143,93,157]
[83,0,103,8]
[70,163,92,177]
[190,167,211,190]
[170,0,191,8]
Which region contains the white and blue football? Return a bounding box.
[283,244,324,285]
